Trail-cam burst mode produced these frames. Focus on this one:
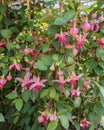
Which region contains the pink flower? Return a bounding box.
[70,86,80,98]
[38,115,44,123]
[0,42,6,48]
[80,119,91,128]
[73,48,78,56]
[29,76,47,92]
[50,113,58,121]
[70,22,78,36]
[57,70,63,76]
[91,23,99,32]
[38,115,49,123]
[54,76,66,90]
[9,63,22,71]
[50,64,55,71]
[16,72,32,88]
[69,72,83,85]
[82,18,91,32]
[82,80,90,90]
[91,13,97,19]
[99,16,104,22]
[64,44,71,49]
[7,73,12,81]
[75,34,87,47]
[55,31,68,45]
[21,48,35,56]
[97,38,104,48]
[0,78,7,90]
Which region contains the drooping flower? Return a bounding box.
[80,119,91,128]
[55,31,68,45]
[70,22,78,36]
[91,23,99,32]
[0,42,6,48]
[98,16,104,22]
[21,48,35,56]
[75,34,87,47]
[64,43,71,49]
[50,113,58,121]
[82,18,91,32]
[7,73,12,81]
[73,48,78,56]
[82,80,90,90]
[29,76,47,92]
[9,63,22,71]
[69,72,83,85]
[0,77,7,90]
[70,86,81,98]
[50,64,55,71]
[16,72,32,88]
[91,13,97,19]
[53,76,66,90]
[38,115,49,123]
[57,70,63,76]
[97,38,104,48]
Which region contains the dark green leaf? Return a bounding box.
[47,121,58,130]
[6,93,18,99]
[60,115,69,129]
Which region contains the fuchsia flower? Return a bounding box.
[7,73,12,81]
[55,31,68,45]
[82,80,90,90]
[54,76,66,90]
[70,22,78,36]
[69,72,83,85]
[75,34,87,47]
[70,86,80,98]
[0,42,6,48]
[21,48,35,56]
[73,48,78,56]
[38,115,49,124]
[57,70,63,76]
[29,76,47,92]
[91,13,97,19]
[80,119,91,128]
[50,113,58,121]
[50,64,55,71]
[16,72,32,88]
[97,38,104,48]
[82,18,91,32]
[64,43,71,49]
[9,63,22,71]
[91,23,99,32]
[99,16,104,22]
[0,77,7,90]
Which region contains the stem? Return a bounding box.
[27,0,31,21]
[2,0,4,5]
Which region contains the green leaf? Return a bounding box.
[86,59,98,71]
[94,103,104,116]
[60,115,69,129]
[40,89,49,98]
[0,15,3,22]
[74,122,80,130]
[6,43,15,50]
[100,29,104,33]
[50,88,57,99]
[26,35,34,42]
[0,29,12,39]
[96,48,104,60]
[10,26,19,33]
[41,55,53,66]
[42,44,49,53]
[0,5,7,14]
[22,90,31,102]
[47,121,58,130]
[54,17,66,25]
[52,54,58,61]
[63,10,76,21]
[48,26,59,34]
[6,93,18,99]
[0,113,5,122]
[15,99,23,111]
[74,97,81,108]
[68,56,74,64]
[35,60,47,71]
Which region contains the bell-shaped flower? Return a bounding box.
[55,31,68,45]
[97,38,104,48]
[16,72,32,88]
[30,76,47,92]
[0,77,7,90]
[9,63,22,71]
[82,18,91,32]
[70,22,78,36]
[80,119,91,128]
